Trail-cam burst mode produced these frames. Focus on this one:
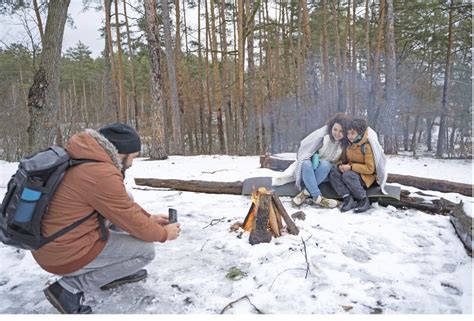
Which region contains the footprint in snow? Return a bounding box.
[412,234,434,248]
[341,246,371,263]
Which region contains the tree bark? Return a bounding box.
[197,0,206,154]
[123,0,139,130]
[237,0,246,154]
[436,0,454,158]
[27,0,71,153]
[383,0,398,154]
[161,0,184,154]
[369,1,385,128]
[143,0,167,159]
[135,178,243,195]
[219,0,234,154]
[332,0,345,113]
[209,0,226,154]
[32,0,44,46]
[104,0,119,121]
[246,0,257,155]
[114,0,127,122]
[204,0,213,154]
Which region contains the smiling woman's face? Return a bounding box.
[331,123,344,141]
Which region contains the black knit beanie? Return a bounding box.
[99,123,141,154]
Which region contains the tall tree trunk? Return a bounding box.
[161,0,184,154]
[197,0,206,154]
[204,0,213,153]
[246,0,257,154]
[219,0,234,154]
[370,0,385,129]
[365,0,373,124]
[210,0,226,154]
[342,0,351,113]
[174,0,186,152]
[300,0,318,123]
[32,0,44,46]
[322,0,330,114]
[104,0,119,121]
[411,114,420,154]
[332,0,345,113]
[143,0,167,159]
[114,0,127,122]
[350,0,356,114]
[383,0,397,154]
[102,29,111,121]
[123,0,139,129]
[436,0,454,158]
[237,0,246,154]
[27,0,70,152]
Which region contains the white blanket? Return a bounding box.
[273,126,388,194]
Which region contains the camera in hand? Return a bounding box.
[168,208,178,223]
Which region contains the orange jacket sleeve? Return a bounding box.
[86,169,168,243]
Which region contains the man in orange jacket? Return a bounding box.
[35,123,181,314]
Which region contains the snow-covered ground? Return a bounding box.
[0,155,472,314]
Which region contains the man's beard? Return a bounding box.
[121,156,130,178]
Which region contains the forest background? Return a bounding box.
[0,0,471,161]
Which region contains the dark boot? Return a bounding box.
[340,196,356,212]
[354,197,371,213]
[100,269,148,290]
[44,281,92,314]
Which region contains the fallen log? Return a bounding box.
[134,177,472,253]
[134,178,243,195]
[449,202,473,253]
[134,178,455,214]
[259,155,473,197]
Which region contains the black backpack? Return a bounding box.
[0,146,107,251]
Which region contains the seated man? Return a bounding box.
[329,118,379,213]
[33,123,181,314]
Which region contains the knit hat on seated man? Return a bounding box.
[99,123,141,154]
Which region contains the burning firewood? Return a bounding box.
[242,187,299,245]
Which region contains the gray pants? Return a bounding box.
[329,167,367,200]
[58,230,155,294]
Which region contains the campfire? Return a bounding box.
[241,187,299,245]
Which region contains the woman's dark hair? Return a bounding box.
[348,117,368,135]
[326,112,350,143]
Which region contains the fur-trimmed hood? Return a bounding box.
[66,129,123,172]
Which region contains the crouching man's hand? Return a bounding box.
[164,223,181,240]
[151,214,169,225]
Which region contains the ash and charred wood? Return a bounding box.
[259,155,473,197]
[271,193,299,235]
[134,178,243,195]
[249,193,273,245]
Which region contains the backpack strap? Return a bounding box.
[97,214,108,241]
[41,210,104,246]
[69,159,99,166]
[361,143,366,155]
